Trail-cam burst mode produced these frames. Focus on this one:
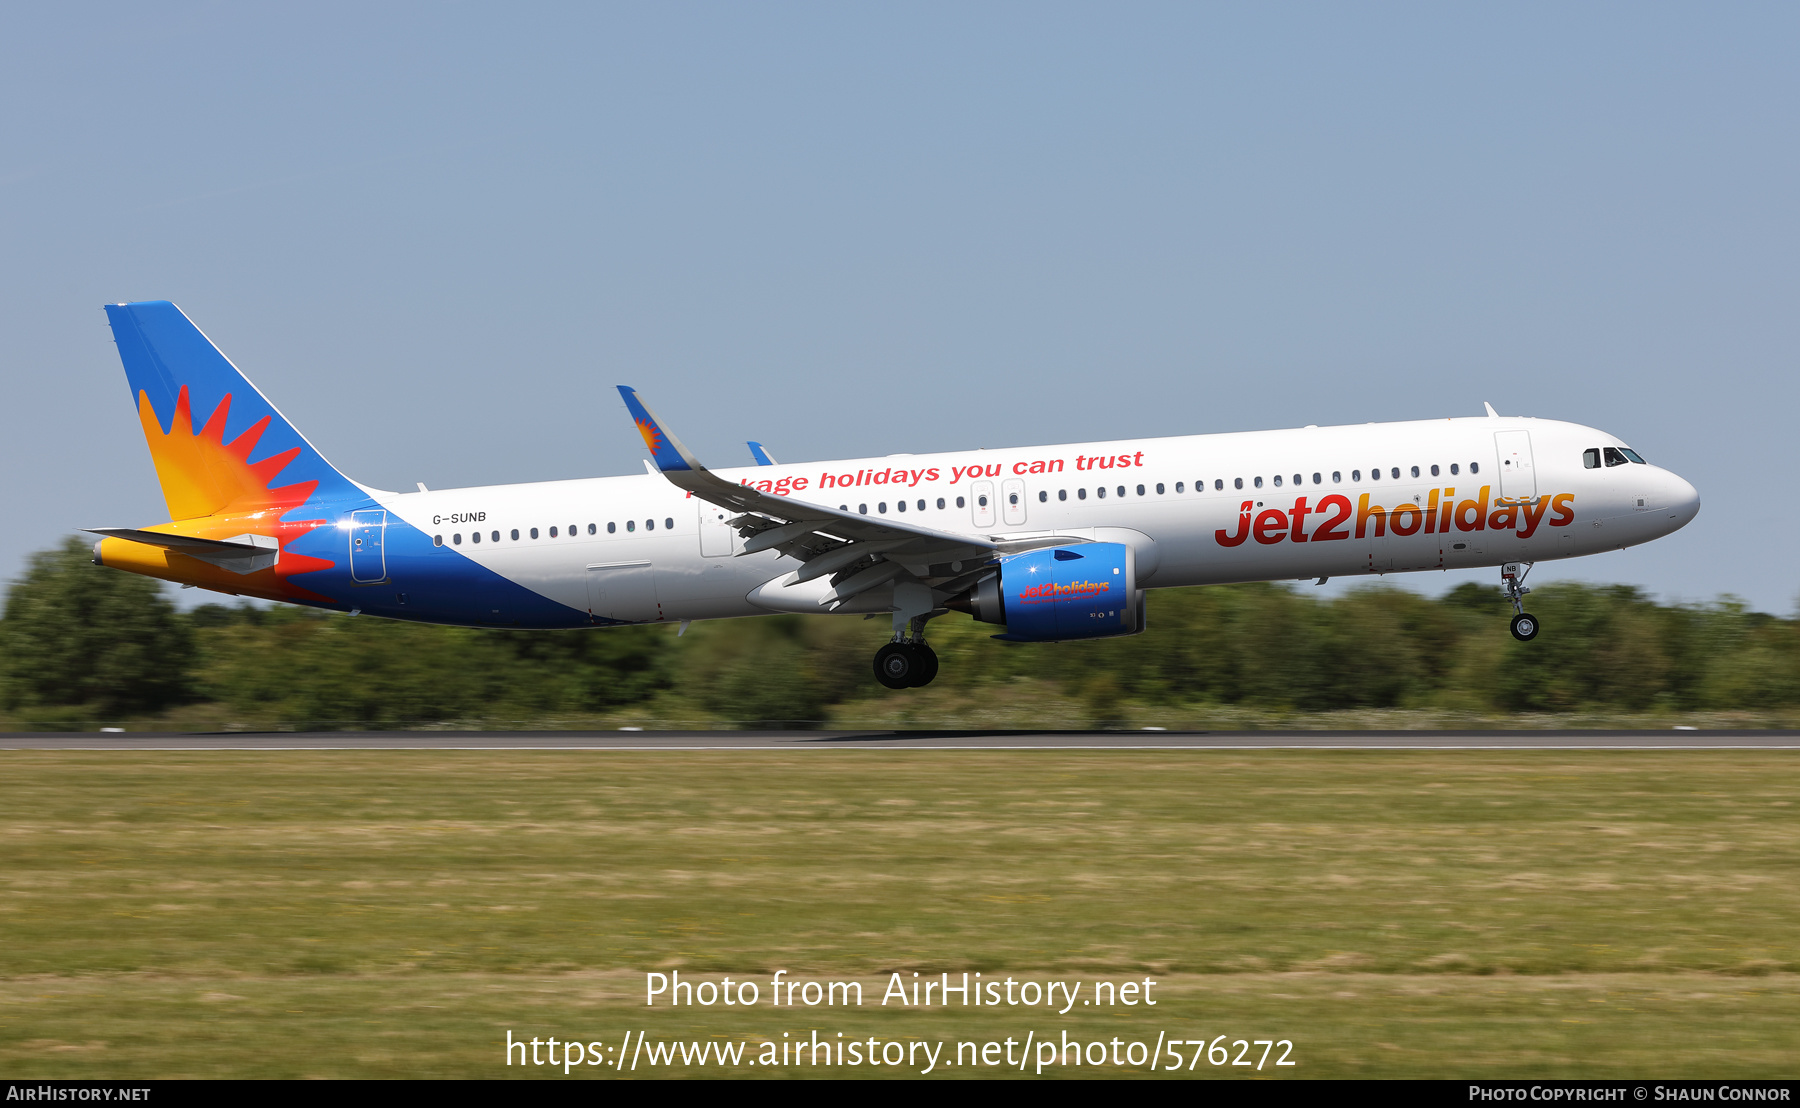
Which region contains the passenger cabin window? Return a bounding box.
[1174,482,1184,493]
[956,496,966,508]
[1431,464,1440,477]
[1410,466,1420,478]
[472,532,481,543]
[665,517,674,530]
[1078,488,1087,500]
[530,528,539,539]
[1390,468,1400,480]
[1155,483,1165,494]
[1214,479,1223,491]
[1059,489,1068,501]
[645,519,655,530]
[1450,464,1459,476]
[548,527,557,538]
[1136,484,1145,496]
[897,500,907,511]
[1352,470,1362,481]
[491,531,499,542]
[1234,478,1244,490]
[1273,475,1282,487]
[937,498,946,509]
[627,521,636,532]
[453,533,462,545]
[1097,487,1107,499]
[1253,477,1263,488]
[1313,473,1322,485]
[1117,486,1125,497]
[1604,447,1629,467]
[1470,462,1479,473]
[1293,474,1302,486]
[606,522,615,533]
[917,500,925,511]
[1331,471,1341,483]
[1039,490,1048,502]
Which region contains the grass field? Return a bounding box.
[1,750,1797,1078]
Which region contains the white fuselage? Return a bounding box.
[370,414,1699,627]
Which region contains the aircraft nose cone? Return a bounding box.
[1664,471,1700,528]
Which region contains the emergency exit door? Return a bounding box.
[970,480,996,528]
[1001,478,1028,526]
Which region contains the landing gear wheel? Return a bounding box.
[1510,613,1540,641]
[874,642,918,689]
[908,643,939,688]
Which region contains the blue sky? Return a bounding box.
[2,4,1795,610]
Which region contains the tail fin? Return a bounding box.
[104,301,361,521]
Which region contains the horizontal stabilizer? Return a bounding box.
[85,528,279,575]
[83,528,272,555]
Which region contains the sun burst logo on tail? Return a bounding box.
[132,385,336,601]
[139,385,325,519]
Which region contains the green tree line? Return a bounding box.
[3,536,1798,728]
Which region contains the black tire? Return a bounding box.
[1510,613,1540,641]
[873,642,916,689]
[909,643,939,687]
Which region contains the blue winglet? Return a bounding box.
[747,441,776,466]
[616,386,696,472]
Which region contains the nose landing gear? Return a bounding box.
[1502,562,1540,641]
[873,613,941,689]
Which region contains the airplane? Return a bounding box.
[88,301,1701,689]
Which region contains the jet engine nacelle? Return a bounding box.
[953,542,1144,642]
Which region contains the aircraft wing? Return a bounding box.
[618,387,998,605]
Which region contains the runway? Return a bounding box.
[2,729,1798,749]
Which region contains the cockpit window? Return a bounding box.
[1620,447,1646,464]
[1583,449,1600,469]
[1603,447,1629,467]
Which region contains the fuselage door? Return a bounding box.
[1001,477,1028,526]
[971,480,996,529]
[349,509,387,583]
[1495,431,1537,501]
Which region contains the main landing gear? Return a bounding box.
[874,640,938,689]
[1502,562,1540,642]
[874,611,941,689]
